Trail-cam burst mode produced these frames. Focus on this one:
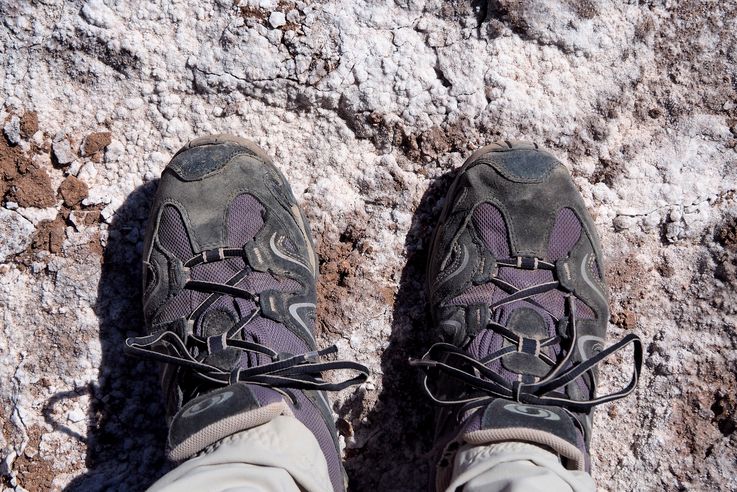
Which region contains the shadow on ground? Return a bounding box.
[58,180,172,491]
[342,168,459,492]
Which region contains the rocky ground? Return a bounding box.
[1,0,736,490]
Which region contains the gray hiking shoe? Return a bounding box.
[125,135,367,491]
[411,141,642,486]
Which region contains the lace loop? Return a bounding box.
[413,254,643,412]
[126,247,368,394]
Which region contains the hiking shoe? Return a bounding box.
[412,141,642,487]
[125,134,367,491]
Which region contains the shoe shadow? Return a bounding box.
[56,180,172,491]
[342,168,458,492]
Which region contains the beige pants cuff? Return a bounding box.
[445,441,596,492]
[146,416,332,492]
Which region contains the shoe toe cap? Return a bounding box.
[470,144,563,183]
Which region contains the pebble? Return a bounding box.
[3,115,21,145]
[0,209,34,262]
[269,11,286,28]
[52,138,76,165]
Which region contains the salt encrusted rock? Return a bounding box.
[52,138,75,165]
[3,115,20,145]
[0,208,34,262]
[269,11,286,28]
[80,131,112,156]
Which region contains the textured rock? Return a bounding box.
[52,139,75,165]
[3,116,21,145]
[58,176,88,207]
[0,1,736,491]
[0,208,34,262]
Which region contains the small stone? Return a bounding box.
[67,160,82,176]
[9,167,56,208]
[78,162,97,181]
[52,138,76,165]
[613,215,635,232]
[101,204,116,223]
[623,311,637,329]
[0,208,35,261]
[80,131,112,156]
[105,140,124,161]
[5,201,18,210]
[19,112,39,137]
[286,9,300,23]
[269,11,286,28]
[67,409,85,423]
[33,217,66,254]
[16,206,58,225]
[24,446,38,459]
[81,0,119,28]
[3,115,21,145]
[58,176,89,207]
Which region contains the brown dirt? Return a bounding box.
[611,309,638,329]
[19,112,39,138]
[80,131,111,157]
[12,425,56,492]
[1,135,56,208]
[316,226,367,339]
[10,167,56,208]
[369,116,482,162]
[715,218,737,252]
[33,216,66,254]
[1,137,22,197]
[58,175,89,207]
[606,256,650,328]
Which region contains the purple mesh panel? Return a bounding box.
[449,283,495,306]
[574,298,595,319]
[282,236,297,254]
[548,208,582,261]
[461,408,483,434]
[228,194,265,247]
[247,384,284,407]
[158,205,194,260]
[154,291,192,324]
[466,328,520,382]
[467,328,504,360]
[239,272,300,294]
[195,260,243,282]
[498,267,564,324]
[498,267,553,289]
[473,203,511,257]
[240,316,310,367]
[235,298,257,318]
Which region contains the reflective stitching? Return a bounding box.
[270,232,311,272]
[289,302,317,344]
[438,244,469,287]
[580,253,607,305]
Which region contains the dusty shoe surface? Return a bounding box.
[125,134,367,491]
[413,141,642,485]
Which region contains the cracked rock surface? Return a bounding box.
[1,0,736,490]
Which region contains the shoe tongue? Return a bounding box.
[499,305,551,338]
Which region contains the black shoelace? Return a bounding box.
[125,246,369,393]
[410,256,643,414]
